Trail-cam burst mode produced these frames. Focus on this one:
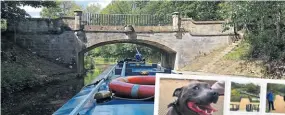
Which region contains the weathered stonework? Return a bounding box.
[6,12,238,74]
[83,32,233,70]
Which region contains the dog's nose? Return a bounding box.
[211,91,218,96]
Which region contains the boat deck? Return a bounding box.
[53,61,171,115]
[86,100,153,115]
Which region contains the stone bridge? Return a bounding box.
[6,11,239,75]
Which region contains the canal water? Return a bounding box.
[84,64,111,85]
[84,58,116,85]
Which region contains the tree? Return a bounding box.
[245,83,260,95]
[126,1,224,20]
[268,84,285,95]
[39,1,61,19]
[220,2,285,58]
[219,1,285,78]
[89,43,161,63]
[40,1,83,18]
[1,1,56,22]
[61,1,83,16]
[84,3,101,13]
[100,1,132,14]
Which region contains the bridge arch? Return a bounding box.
[83,39,176,54]
[77,36,177,74]
[6,11,236,76]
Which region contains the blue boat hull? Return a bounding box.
[53,62,171,115]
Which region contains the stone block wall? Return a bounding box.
[181,18,234,35]
[84,25,173,32]
[7,17,75,33]
[9,31,82,66]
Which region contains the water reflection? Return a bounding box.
[84,58,116,85]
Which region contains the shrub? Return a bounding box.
[1,62,38,94]
[231,96,241,102]
[231,89,241,102]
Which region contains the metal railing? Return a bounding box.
[121,62,126,77]
[68,64,117,115]
[82,13,172,26]
[69,79,104,115]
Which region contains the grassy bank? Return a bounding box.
[1,38,84,115]
[223,41,250,60]
[1,39,75,95]
[181,40,267,77]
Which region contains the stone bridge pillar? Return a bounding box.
[172,12,181,31]
[74,11,82,30]
[74,10,85,75]
[77,52,85,76]
[161,52,176,69]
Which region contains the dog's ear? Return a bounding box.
[173,87,183,97]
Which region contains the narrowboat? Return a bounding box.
[53,58,172,115]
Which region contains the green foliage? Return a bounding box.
[131,1,224,20]
[231,82,260,102]
[85,3,101,13]
[88,43,161,63]
[40,1,62,19]
[182,1,224,20]
[101,1,132,14]
[224,41,250,60]
[219,1,285,78]
[231,89,241,102]
[101,1,224,20]
[245,83,260,95]
[267,83,285,95]
[1,1,56,23]
[232,82,260,95]
[1,62,38,94]
[1,19,7,30]
[231,89,241,96]
[40,1,83,18]
[221,1,285,60]
[84,56,93,70]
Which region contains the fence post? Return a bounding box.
[172,12,181,31]
[74,10,82,30]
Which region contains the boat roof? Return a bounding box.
[53,62,171,115]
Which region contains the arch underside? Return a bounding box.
[78,39,177,71]
[82,39,176,55]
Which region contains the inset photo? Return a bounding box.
[265,83,285,114]
[157,78,225,115]
[230,81,260,112]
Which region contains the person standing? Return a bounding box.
[135,47,142,62]
[267,90,275,111]
[135,52,142,61]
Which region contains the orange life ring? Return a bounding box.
[109,76,155,98]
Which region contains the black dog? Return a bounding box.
[167,81,219,115]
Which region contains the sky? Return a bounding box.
[19,0,112,18]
